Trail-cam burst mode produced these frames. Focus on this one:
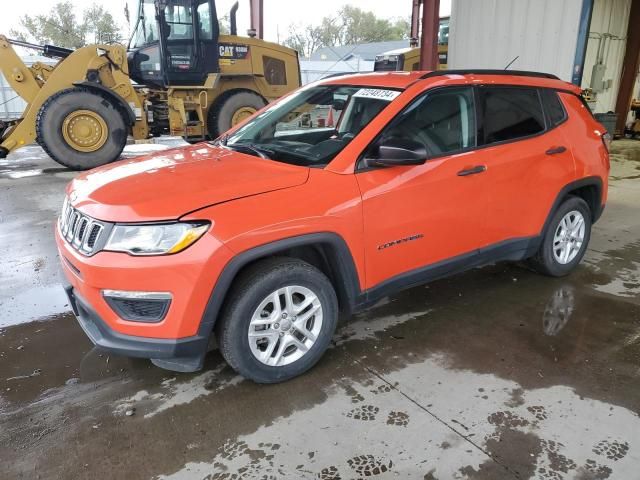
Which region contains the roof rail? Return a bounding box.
[420,70,560,80]
[320,71,366,80]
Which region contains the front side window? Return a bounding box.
[374,87,476,158]
[222,85,399,167]
[480,87,545,144]
[164,1,195,40]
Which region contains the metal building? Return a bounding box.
[448,0,640,130]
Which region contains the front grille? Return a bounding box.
[59,198,106,255]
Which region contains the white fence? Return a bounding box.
[0,55,56,120]
[1,56,374,120]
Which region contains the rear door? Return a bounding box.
[474,86,575,246]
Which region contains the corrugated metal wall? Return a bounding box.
[582,0,632,113]
[449,0,583,81]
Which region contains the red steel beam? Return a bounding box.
[614,0,640,135]
[419,0,440,70]
[249,0,264,39]
[410,0,421,47]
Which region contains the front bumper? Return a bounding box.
[63,282,209,371]
[56,221,234,371]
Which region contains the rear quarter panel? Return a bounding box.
[560,92,610,206]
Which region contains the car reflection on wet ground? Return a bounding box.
[1,140,639,479]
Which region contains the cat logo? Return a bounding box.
[219,43,250,60]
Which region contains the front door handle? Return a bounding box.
[546,146,567,155]
[457,165,487,176]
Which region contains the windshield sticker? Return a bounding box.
[352,88,400,101]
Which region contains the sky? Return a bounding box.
[0,0,451,46]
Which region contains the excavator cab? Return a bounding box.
[128,0,220,87]
[0,0,300,169]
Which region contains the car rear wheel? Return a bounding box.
[216,258,338,383]
[529,196,592,277]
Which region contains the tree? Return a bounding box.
[83,4,124,45]
[284,5,410,58]
[283,24,324,59]
[10,2,124,49]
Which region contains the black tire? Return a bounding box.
[528,196,592,277]
[36,87,129,170]
[207,91,266,139]
[216,257,339,383]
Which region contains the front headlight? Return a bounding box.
[105,222,209,255]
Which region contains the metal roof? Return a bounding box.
[309,40,410,62]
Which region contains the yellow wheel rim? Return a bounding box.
[231,106,257,126]
[61,110,108,153]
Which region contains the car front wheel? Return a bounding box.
[216,258,338,383]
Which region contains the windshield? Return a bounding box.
[131,0,213,49]
[221,85,401,167]
[131,0,158,48]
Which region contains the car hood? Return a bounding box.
[67,143,310,222]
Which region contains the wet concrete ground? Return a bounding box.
[1,140,639,479]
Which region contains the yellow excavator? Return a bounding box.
[0,0,300,170]
[373,16,449,72]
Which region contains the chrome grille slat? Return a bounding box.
[72,217,89,247]
[59,198,106,255]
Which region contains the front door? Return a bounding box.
[356,86,489,290]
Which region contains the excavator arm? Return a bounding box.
[0,35,147,158]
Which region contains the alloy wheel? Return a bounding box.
[553,210,586,265]
[248,285,323,366]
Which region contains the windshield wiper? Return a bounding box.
[213,133,229,146]
[226,142,274,159]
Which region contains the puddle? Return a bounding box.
[0,283,70,328]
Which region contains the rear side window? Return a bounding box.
[541,89,567,127]
[479,87,545,144]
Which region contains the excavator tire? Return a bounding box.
[36,87,128,170]
[207,91,266,139]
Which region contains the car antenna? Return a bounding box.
[504,55,519,70]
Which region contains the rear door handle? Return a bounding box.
[457,165,486,176]
[545,146,567,155]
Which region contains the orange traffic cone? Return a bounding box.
[327,107,335,127]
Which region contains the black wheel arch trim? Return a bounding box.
[198,232,362,338]
[541,176,604,236]
[198,175,606,345]
[72,81,136,125]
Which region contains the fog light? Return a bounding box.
[102,290,172,323]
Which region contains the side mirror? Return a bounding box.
[364,138,427,168]
[332,99,346,111]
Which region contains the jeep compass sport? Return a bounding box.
[57,70,610,383]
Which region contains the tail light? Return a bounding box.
[601,132,611,170]
[601,132,612,152]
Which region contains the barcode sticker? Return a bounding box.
[352,88,400,101]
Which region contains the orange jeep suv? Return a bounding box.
[57,70,610,383]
